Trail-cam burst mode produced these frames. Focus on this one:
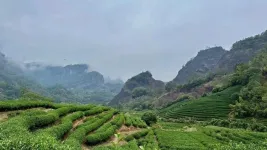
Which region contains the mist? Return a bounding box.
[1,0,267,81]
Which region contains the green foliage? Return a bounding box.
[137,130,158,150]
[124,130,149,141]
[177,74,216,92]
[173,46,226,85]
[132,87,149,99]
[20,88,53,102]
[85,113,124,145]
[155,129,206,150]
[155,122,267,150]
[109,71,164,106]
[141,112,157,126]
[64,110,115,149]
[0,100,115,149]
[206,119,267,132]
[165,81,177,92]
[160,86,241,120]
[231,92,240,100]
[230,48,267,118]
[124,114,147,128]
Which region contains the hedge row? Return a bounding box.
[77,110,115,129]
[125,115,132,126]
[0,100,95,112]
[0,105,95,139]
[0,100,56,111]
[85,113,124,145]
[92,140,139,150]
[63,110,116,149]
[124,129,149,141]
[84,106,108,116]
[138,130,158,150]
[124,114,147,128]
[36,111,84,139]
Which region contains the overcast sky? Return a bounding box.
[1,0,267,81]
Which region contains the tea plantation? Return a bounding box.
[159,86,241,120]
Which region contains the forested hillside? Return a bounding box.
[109,71,164,108]
[173,46,226,84]
[218,30,267,72]
[0,52,123,104]
[160,47,267,128]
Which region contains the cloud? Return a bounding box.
[1,0,267,81]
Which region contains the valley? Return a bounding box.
[1,4,267,149]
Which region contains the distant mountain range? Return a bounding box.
[0,53,123,103]
[110,30,267,109]
[1,29,267,107]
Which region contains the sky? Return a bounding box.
[1,0,267,81]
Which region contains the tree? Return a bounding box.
[141,112,157,126]
[132,87,149,99]
[165,81,177,92]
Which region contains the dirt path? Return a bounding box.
[62,116,92,141]
[82,143,91,150]
[96,125,143,147]
[0,112,9,122]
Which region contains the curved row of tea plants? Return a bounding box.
[124,114,147,128]
[64,110,117,149]
[0,100,116,150]
[86,113,124,145]
[160,86,241,121]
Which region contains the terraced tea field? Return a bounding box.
[159,86,241,120]
[2,99,267,150]
[0,100,149,150]
[155,122,267,150]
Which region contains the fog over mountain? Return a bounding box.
[1,0,267,81]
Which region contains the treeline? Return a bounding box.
[229,47,267,118]
[206,119,267,132]
[165,73,216,92]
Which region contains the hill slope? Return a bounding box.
[160,46,267,121]
[109,71,164,106]
[24,63,104,89]
[0,52,122,103]
[173,46,227,84]
[217,30,267,72]
[159,86,241,120]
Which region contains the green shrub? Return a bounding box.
[125,129,149,141]
[141,112,157,126]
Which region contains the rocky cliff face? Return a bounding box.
[173,46,227,84]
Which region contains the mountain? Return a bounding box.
[109,71,165,106]
[173,46,227,84]
[0,53,123,103]
[24,63,104,89]
[0,52,49,100]
[217,30,267,72]
[23,63,123,103]
[159,30,267,109]
[172,30,267,85]
[160,46,267,123]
